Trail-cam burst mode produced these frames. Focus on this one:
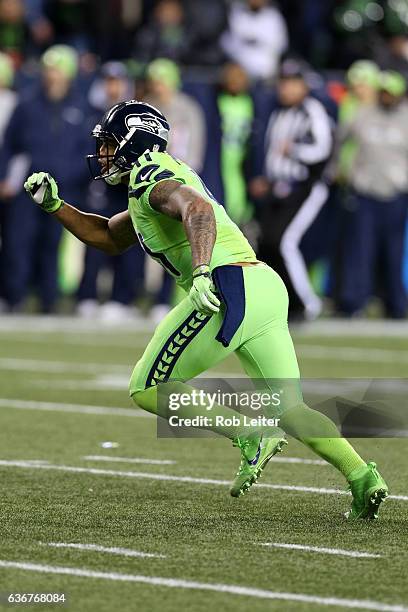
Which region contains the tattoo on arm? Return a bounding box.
[183,201,216,269]
[149,179,184,219]
[150,180,217,268]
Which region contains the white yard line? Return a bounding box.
[32,373,242,390]
[32,379,129,391]
[0,357,238,379]
[0,352,406,384]
[273,457,326,466]
[291,319,408,338]
[5,332,408,358]
[0,560,405,611]
[0,459,405,502]
[3,335,150,348]
[0,358,130,374]
[0,398,150,418]
[0,316,155,333]
[259,543,381,559]
[297,345,408,363]
[44,543,165,559]
[0,349,407,381]
[83,455,176,466]
[0,314,407,337]
[82,454,321,467]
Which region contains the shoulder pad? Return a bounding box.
[129,151,177,200]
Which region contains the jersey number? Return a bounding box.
[137,233,181,277]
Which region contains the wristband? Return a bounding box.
[193,264,211,278]
[51,200,65,214]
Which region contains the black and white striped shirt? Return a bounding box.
[264,96,333,186]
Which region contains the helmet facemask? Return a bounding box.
[87,126,132,185]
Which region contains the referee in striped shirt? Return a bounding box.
[250,59,333,320]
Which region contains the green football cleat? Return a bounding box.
[230,432,287,498]
[345,462,389,520]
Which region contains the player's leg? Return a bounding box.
[128,294,283,444]
[236,264,388,518]
[129,293,286,496]
[338,194,377,316]
[279,181,328,320]
[77,247,107,304]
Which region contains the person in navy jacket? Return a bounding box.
[0,44,91,313]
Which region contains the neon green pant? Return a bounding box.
[129,265,366,481]
[129,264,300,399]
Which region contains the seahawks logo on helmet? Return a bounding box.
[126,114,169,141]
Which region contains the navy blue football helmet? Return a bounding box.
[87,100,170,185]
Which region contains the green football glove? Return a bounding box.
[24,172,63,213]
[189,265,221,316]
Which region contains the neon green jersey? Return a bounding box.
[127,151,257,292]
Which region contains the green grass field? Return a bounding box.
[0,316,407,612]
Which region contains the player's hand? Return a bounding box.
[189,265,221,316]
[24,172,63,213]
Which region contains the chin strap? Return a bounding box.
[104,166,131,185]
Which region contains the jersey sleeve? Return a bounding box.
[128,151,185,213]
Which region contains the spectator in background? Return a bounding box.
[24,0,54,52]
[337,71,408,319]
[145,57,206,171]
[0,0,27,66]
[217,62,254,229]
[341,60,380,117]
[133,0,188,65]
[221,0,288,81]
[43,0,89,52]
[0,49,15,135]
[87,60,134,114]
[89,0,140,61]
[374,34,408,79]
[77,61,145,321]
[0,51,16,311]
[0,44,89,313]
[144,57,206,322]
[281,0,332,68]
[0,50,27,222]
[183,0,227,67]
[337,60,380,182]
[250,59,333,320]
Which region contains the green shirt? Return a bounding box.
[218,93,254,225]
[128,151,257,292]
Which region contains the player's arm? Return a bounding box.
[24,172,137,255]
[55,204,137,255]
[150,179,220,315]
[150,179,216,269]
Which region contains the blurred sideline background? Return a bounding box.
[0,0,407,324]
[0,5,407,607]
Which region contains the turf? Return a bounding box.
[0,317,407,612]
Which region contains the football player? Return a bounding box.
[25,101,388,518]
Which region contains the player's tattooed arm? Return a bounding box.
[54,204,138,255]
[150,180,217,268]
